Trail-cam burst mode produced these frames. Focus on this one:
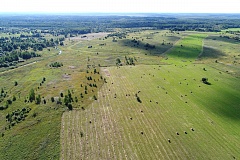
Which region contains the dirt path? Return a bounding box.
[0,61,37,75]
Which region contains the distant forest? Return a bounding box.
[1,13,240,32]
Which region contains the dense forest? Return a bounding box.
[1,13,240,31]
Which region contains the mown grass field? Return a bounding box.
[61,63,240,159]
[1,29,240,159]
[60,30,240,159]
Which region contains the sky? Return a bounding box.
[0,0,240,13]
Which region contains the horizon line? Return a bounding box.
[1,12,240,15]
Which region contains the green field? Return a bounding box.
[60,31,240,160]
[1,29,240,159]
[222,28,240,32]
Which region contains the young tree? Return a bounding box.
[116,58,121,65]
[29,88,35,102]
[36,95,41,104]
[51,97,55,102]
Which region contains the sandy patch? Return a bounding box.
[68,66,76,69]
[103,68,110,76]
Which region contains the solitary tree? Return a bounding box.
[29,88,35,102]
[51,97,55,102]
[116,58,121,65]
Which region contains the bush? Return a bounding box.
[7,99,12,105]
[51,97,55,102]
[12,95,16,101]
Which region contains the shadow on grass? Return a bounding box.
[200,46,226,58]
[119,39,174,55]
[210,92,240,120]
[206,35,240,44]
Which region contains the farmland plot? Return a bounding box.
[61,64,240,159]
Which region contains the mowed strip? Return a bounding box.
[164,33,207,64]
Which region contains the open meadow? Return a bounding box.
[0,28,240,159]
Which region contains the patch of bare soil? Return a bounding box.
[103,68,110,76]
[62,74,71,80]
[68,66,75,69]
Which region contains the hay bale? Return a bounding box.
[176,132,179,135]
[184,131,187,134]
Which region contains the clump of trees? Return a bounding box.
[125,56,135,65]
[145,43,155,49]
[49,62,63,68]
[5,107,31,129]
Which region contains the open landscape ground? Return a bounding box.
[0,28,240,159]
